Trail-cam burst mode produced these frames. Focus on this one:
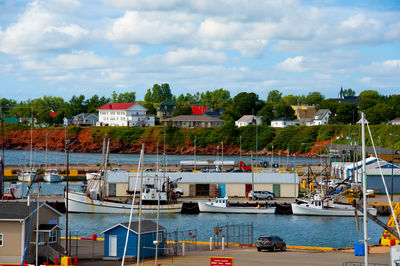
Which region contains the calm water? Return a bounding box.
[3,149,323,166]
[11,182,386,248]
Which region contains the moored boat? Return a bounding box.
[44,169,63,183]
[199,196,276,214]
[18,170,37,183]
[291,194,377,217]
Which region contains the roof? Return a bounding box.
[73,113,98,119]
[102,220,166,234]
[0,202,62,221]
[98,103,136,110]
[162,115,223,122]
[35,224,63,232]
[191,106,208,115]
[297,108,316,119]
[236,115,259,123]
[391,118,400,122]
[4,117,19,123]
[315,109,330,119]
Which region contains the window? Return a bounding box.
[0,233,3,246]
[49,231,57,243]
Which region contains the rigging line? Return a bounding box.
[366,123,400,238]
[121,143,143,266]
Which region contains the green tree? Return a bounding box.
[387,95,400,118]
[143,102,156,115]
[267,90,282,104]
[0,98,17,116]
[85,95,110,113]
[199,88,231,109]
[172,103,192,116]
[69,95,86,115]
[335,102,358,124]
[317,99,339,114]
[257,103,274,125]
[232,92,264,117]
[303,92,324,105]
[281,94,303,106]
[358,90,382,111]
[365,103,392,124]
[275,102,295,119]
[111,91,118,102]
[144,89,152,102]
[343,88,356,97]
[116,92,136,103]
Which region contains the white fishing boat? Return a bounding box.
[18,170,37,183]
[291,194,377,216]
[43,169,63,183]
[199,196,276,214]
[65,141,182,214]
[67,189,182,214]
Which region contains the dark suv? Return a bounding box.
[256,235,286,252]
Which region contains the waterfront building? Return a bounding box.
[390,117,400,125]
[103,170,298,198]
[102,220,165,259]
[97,103,155,127]
[0,202,63,265]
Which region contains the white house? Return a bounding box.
[271,118,297,128]
[390,118,400,125]
[97,103,155,127]
[235,115,262,127]
[309,109,331,126]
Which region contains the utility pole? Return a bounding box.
[0,106,4,199]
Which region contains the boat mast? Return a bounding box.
[136,142,145,265]
[155,140,161,266]
[30,108,33,175]
[1,105,4,199]
[361,112,368,265]
[101,139,110,199]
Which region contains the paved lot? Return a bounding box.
[76,246,391,266]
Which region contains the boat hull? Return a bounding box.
[291,203,377,217]
[66,191,182,214]
[44,174,63,183]
[198,201,276,214]
[18,173,36,183]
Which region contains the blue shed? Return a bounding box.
[102,220,166,259]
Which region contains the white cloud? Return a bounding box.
[164,48,227,65]
[275,56,308,72]
[105,11,195,45]
[0,0,88,55]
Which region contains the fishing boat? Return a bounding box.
[291,194,377,216]
[65,141,182,214]
[199,196,276,214]
[43,169,63,183]
[18,169,37,183]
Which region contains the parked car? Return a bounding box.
[247,190,275,200]
[256,235,286,252]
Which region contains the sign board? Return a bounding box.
[210,257,234,266]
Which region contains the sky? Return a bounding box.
[0,0,399,102]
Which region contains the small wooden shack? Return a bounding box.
[102,220,166,259]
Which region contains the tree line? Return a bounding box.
[1,84,400,127]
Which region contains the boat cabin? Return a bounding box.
[209,197,229,207]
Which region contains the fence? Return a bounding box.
[213,222,254,248]
[165,228,198,256]
[64,232,104,261]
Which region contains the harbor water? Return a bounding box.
[13,181,386,249]
[3,149,324,166]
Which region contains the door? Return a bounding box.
[109,235,117,257]
[245,184,253,198]
[108,184,116,197]
[218,184,226,197]
[273,184,281,197]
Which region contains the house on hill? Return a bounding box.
[271,117,297,128]
[390,118,400,125]
[161,115,224,128]
[334,86,359,104]
[0,201,63,264]
[97,103,155,127]
[72,113,98,126]
[235,115,262,127]
[157,99,176,119]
